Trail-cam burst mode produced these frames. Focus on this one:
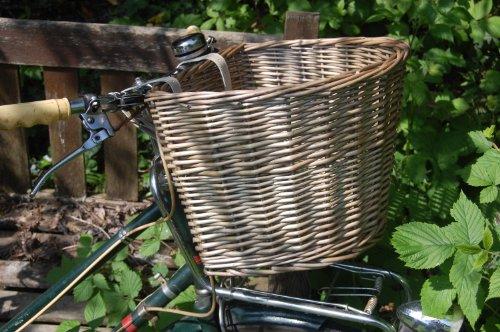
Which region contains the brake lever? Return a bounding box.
[29,111,115,198]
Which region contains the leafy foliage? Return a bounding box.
[48,221,185,330]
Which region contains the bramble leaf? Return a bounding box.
[93,273,110,290]
[457,244,482,255]
[468,131,493,153]
[84,292,106,328]
[487,267,500,301]
[483,228,493,250]
[450,192,486,245]
[73,277,94,302]
[480,70,500,94]
[101,290,128,325]
[56,320,80,332]
[480,185,498,204]
[139,238,161,257]
[153,262,169,277]
[77,234,93,258]
[469,0,492,20]
[449,252,485,326]
[486,16,500,38]
[430,23,454,42]
[174,250,187,268]
[467,150,500,188]
[391,222,457,269]
[113,246,129,262]
[421,275,456,318]
[118,270,142,298]
[472,250,488,270]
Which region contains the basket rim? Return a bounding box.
[147,36,409,103]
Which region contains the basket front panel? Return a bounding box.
[149,38,408,276]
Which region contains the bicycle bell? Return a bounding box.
[171,25,216,61]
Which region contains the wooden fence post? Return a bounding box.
[100,71,138,201]
[284,11,320,40]
[44,68,86,197]
[268,11,320,298]
[0,65,30,194]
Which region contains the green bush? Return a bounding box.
[40,0,498,330]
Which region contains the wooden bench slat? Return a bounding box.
[0,260,49,289]
[0,290,84,323]
[0,65,30,194]
[0,18,281,73]
[100,72,139,202]
[11,323,111,332]
[44,68,86,198]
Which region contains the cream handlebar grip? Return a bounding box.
[0,98,71,130]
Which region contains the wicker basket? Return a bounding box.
[148,37,409,276]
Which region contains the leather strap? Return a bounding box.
[177,53,232,91]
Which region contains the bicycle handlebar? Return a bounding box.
[0,98,72,130]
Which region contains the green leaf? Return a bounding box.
[73,277,94,302]
[450,192,487,245]
[472,250,489,270]
[483,125,495,139]
[404,155,427,183]
[405,72,429,105]
[457,244,482,254]
[174,250,187,268]
[111,261,131,276]
[480,70,500,94]
[468,131,493,153]
[56,320,80,332]
[215,18,225,31]
[437,0,454,12]
[93,273,110,290]
[469,0,492,20]
[166,285,196,309]
[287,0,311,12]
[487,267,500,300]
[486,16,500,38]
[430,24,454,42]
[366,13,387,23]
[452,98,470,116]
[152,262,169,277]
[139,239,161,257]
[77,234,93,258]
[137,222,170,241]
[483,228,493,250]
[137,225,158,240]
[101,290,129,325]
[114,246,129,262]
[119,270,142,298]
[200,18,216,30]
[159,222,171,240]
[421,275,456,318]
[480,185,498,204]
[449,252,485,326]
[425,48,465,67]
[391,222,457,269]
[470,19,486,43]
[84,292,106,328]
[481,316,500,332]
[428,181,460,219]
[467,150,500,186]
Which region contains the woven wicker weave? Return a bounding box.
[148,37,409,276]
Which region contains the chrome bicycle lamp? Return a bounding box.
[397,301,464,332]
